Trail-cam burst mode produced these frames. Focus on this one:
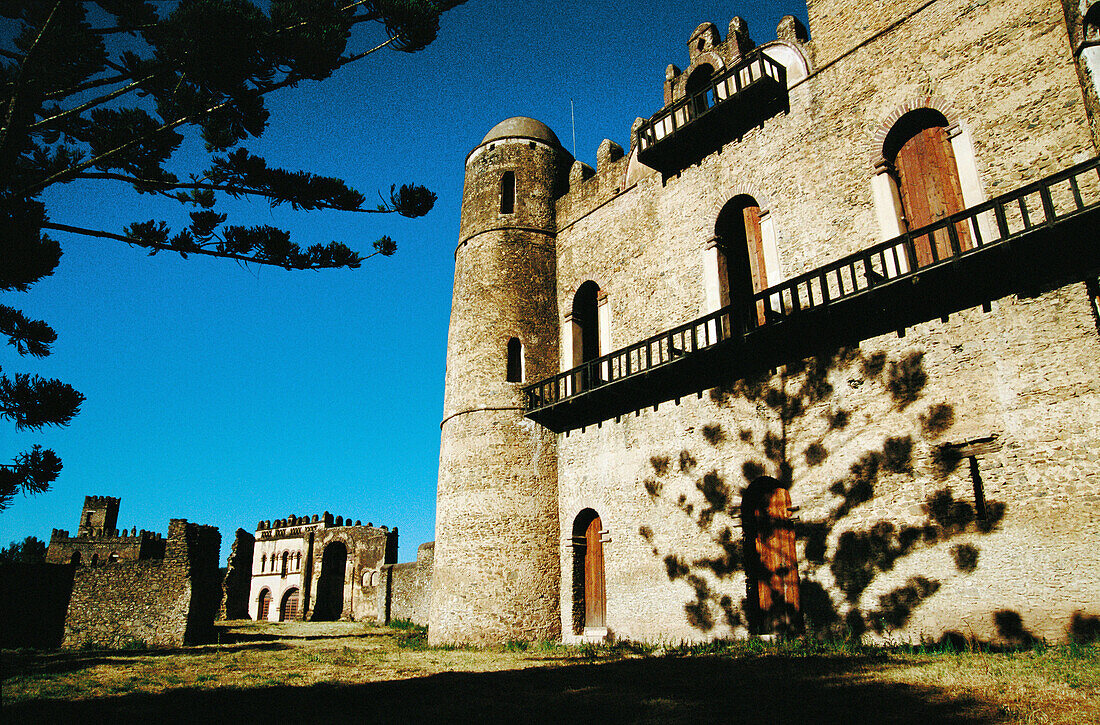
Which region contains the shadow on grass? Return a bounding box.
[1,642,288,678]
[3,655,1007,724]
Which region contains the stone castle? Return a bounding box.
[10,0,1100,650]
[429,0,1100,645]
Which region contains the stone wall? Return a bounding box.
[220,528,255,620]
[382,542,434,625]
[62,519,222,648]
[0,563,74,648]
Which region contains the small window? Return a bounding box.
[108,552,119,563]
[506,337,524,382]
[260,554,266,572]
[501,171,515,214]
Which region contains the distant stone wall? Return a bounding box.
[220,528,255,620]
[381,542,434,625]
[62,519,221,648]
[0,563,75,648]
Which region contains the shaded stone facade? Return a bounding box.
[380,541,435,626]
[62,518,221,648]
[434,0,1100,645]
[247,513,398,622]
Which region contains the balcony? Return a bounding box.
[524,157,1100,432]
[636,52,788,175]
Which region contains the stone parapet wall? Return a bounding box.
[382,542,434,625]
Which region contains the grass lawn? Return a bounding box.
[3,621,1098,723]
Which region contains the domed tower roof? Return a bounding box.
[479,117,561,148]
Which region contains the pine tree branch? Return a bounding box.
[41,70,132,100]
[42,221,392,269]
[75,172,399,213]
[1,0,65,160]
[28,72,159,132]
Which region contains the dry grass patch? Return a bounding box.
[3,622,1098,723]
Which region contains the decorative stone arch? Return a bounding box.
[704,184,781,318]
[758,39,810,87]
[1081,3,1100,101]
[313,540,348,621]
[869,98,989,260]
[280,587,300,621]
[569,507,608,636]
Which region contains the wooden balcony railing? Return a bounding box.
[636,52,787,175]
[524,157,1100,431]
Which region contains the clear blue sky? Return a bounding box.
[2,1,808,563]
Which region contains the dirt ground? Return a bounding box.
[3,621,1098,723]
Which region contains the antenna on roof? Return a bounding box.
[570,98,577,159]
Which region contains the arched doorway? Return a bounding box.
[280,588,300,621]
[716,194,768,327]
[884,108,971,266]
[257,589,272,621]
[686,63,715,113]
[313,541,347,621]
[571,509,606,634]
[741,477,802,635]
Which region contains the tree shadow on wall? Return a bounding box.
[2,656,1010,724]
[640,346,1009,639]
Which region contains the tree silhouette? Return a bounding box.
[1,0,464,508]
[640,345,1005,639]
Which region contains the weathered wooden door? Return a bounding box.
[753,486,800,633]
[743,203,768,325]
[584,516,606,629]
[894,123,971,266]
[258,590,271,620]
[281,588,299,621]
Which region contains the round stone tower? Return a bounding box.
[429,118,569,645]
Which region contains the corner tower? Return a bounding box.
[429,118,569,645]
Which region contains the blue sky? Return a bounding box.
[2,0,808,563]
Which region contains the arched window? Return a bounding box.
[500,171,515,214]
[90,552,99,566]
[70,551,81,566]
[716,195,769,327]
[883,108,971,265]
[295,551,302,570]
[108,552,119,564]
[506,337,524,383]
[260,553,266,572]
[741,477,801,635]
[257,589,272,620]
[280,551,289,577]
[280,588,300,621]
[686,63,715,113]
[570,509,606,635]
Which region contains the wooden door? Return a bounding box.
[754,486,800,633]
[281,589,299,621]
[743,204,768,325]
[584,516,606,629]
[894,124,971,266]
[258,590,271,620]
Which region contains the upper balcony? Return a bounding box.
[636,52,788,176]
[524,157,1100,432]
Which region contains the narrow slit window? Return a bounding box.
[506,337,524,382]
[501,171,515,214]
